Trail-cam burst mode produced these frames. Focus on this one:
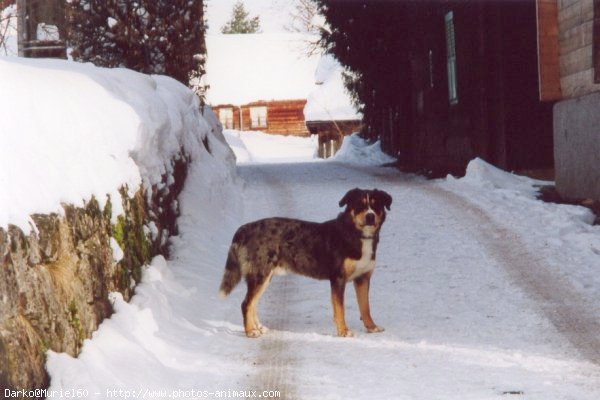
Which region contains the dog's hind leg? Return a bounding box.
[241,271,273,338]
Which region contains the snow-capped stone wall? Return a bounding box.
[0,58,235,390]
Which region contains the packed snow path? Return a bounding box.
[49,156,600,399]
[233,162,600,399]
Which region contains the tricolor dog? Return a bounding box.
[219,188,392,338]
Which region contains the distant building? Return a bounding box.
[206,33,360,152]
[212,99,309,136]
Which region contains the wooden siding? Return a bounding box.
[537,0,562,100]
[557,0,600,97]
[213,100,310,136]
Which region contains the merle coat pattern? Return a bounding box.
[219,188,392,338]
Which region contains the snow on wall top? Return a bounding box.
[0,57,221,232]
[204,33,320,106]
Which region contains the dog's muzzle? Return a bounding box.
[365,213,376,226]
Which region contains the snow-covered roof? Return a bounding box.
[304,53,361,122]
[204,33,320,106]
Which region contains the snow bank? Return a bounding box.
[0,57,229,232]
[304,54,361,122]
[223,129,318,163]
[444,158,600,298]
[332,133,396,166]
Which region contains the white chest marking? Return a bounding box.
[347,239,375,281]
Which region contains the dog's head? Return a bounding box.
[339,188,392,237]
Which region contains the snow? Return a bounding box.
[46,119,600,399]
[332,133,396,166]
[223,129,318,163]
[304,53,361,122]
[36,23,60,41]
[0,56,227,232]
[204,33,320,106]
[444,158,600,300]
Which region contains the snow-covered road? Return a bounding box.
[235,162,600,399]
[48,133,600,400]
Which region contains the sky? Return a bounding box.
[205,0,298,34]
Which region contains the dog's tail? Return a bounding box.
[219,244,242,298]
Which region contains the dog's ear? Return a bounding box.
[339,188,362,208]
[374,189,393,210]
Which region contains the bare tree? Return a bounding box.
[286,0,319,34]
[0,0,17,56]
[285,0,327,56]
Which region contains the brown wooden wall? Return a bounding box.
[213,99,310,136]
[537,0,562,100]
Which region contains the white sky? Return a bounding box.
[205,0,297,34]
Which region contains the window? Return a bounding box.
[250,106,267,128]
[218,107,234,129]
[594,0,600,83]
[428,49,434,89]
[445,11,458,105]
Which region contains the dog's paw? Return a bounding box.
[245,329,262,338]
[338,329,354,338]
[366,325,385,333]
[258,325,269,334]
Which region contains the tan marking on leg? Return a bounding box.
[250,270,273,334]
[354,272,384,333]
[330,279,352,337]
[242,271,273,338]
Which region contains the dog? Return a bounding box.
[219,188,392,338]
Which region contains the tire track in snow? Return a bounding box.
[420,185,600,366]
[337,162,600,365]
[238,165,298,399]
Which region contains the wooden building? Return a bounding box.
[368,0,554,176]
[213,99,309,136]
[16,0,66,58]
[537,0,600,201]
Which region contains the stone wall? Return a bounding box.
[0,152,190,391]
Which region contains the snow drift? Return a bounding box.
[0,57,234,232]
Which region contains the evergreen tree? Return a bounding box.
[220,1,261,34]
[66,0,207,96]
[314,1,408,143]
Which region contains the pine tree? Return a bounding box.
[220,1,261,34]
[65,0,207,96]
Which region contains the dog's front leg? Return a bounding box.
[330,278,352,337]
[354,272,384,333]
